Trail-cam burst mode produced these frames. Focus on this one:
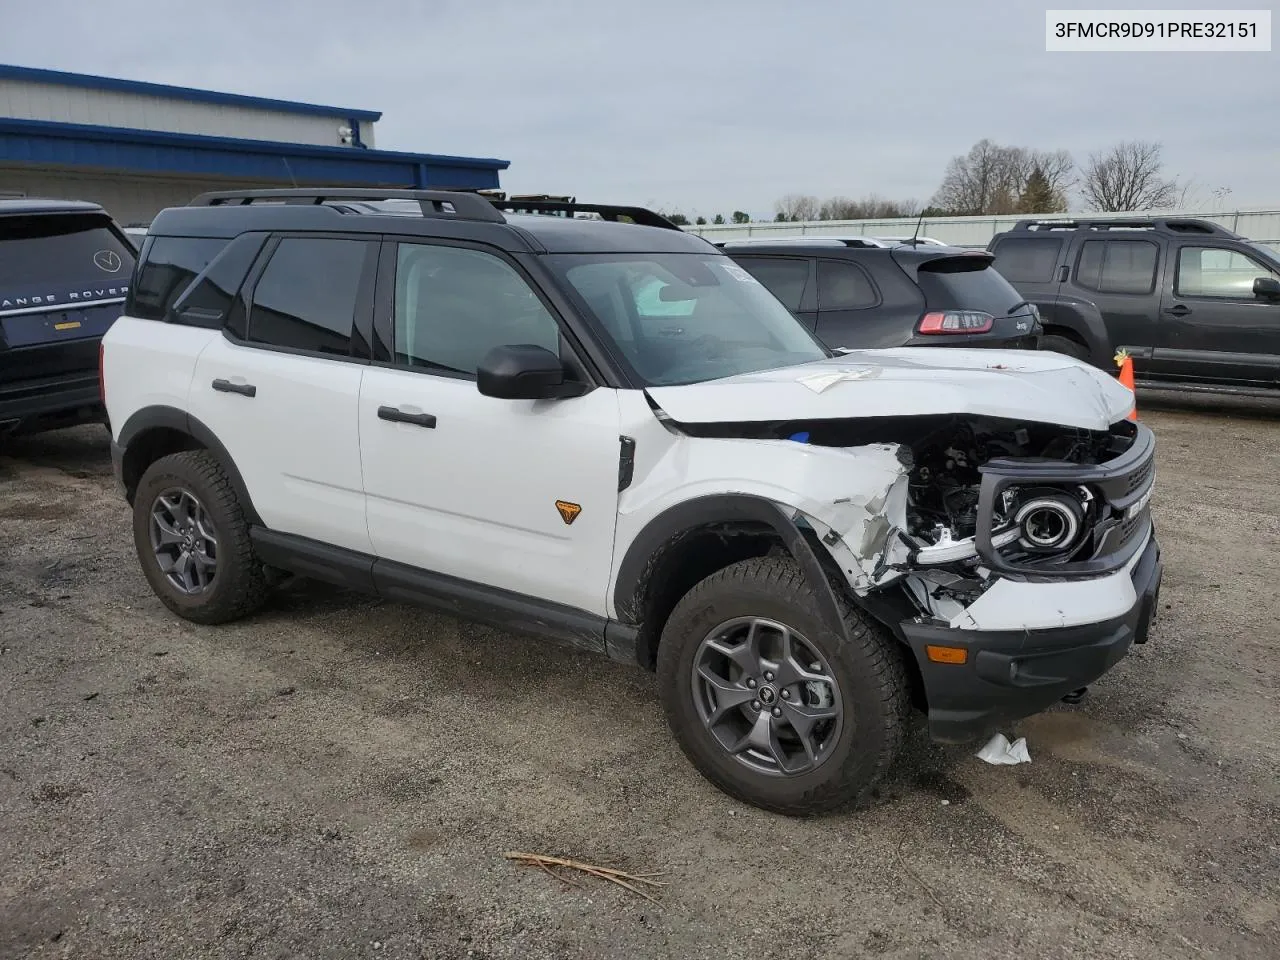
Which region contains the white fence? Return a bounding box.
[683,208,1280,253]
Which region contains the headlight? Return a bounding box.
[1013,491,1085,553]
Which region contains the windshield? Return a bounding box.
[548,253,829,386]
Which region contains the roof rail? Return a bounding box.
[1010,217,1240,239]
[716,236,889,248]
[188,188,507,223]
[488,199,681,231]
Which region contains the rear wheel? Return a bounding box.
[132,450,267,624]
[1039,333,1090,362]
[657,557,909,816]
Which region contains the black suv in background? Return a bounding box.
[1,198,136,437]
[989,218,1280,391]
[719,238,1043,354]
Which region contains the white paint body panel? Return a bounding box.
[950,529,1153,631]
[101,316,211,439]
[188,335,371,554]
[359,368,622,614]
[105,310,1148,636]
[645,348,1135,432]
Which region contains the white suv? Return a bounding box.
[102,190,1162,815]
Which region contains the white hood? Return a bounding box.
[645,347,1134,431]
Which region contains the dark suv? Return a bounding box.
[719,238,1043,352]
[1,198,136,437]
[989,218,1280,392]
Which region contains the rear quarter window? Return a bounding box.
[129,236,228,321]
[990,237,1062,283]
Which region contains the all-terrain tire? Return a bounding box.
[656,556,909,816]
[132,450,268,625]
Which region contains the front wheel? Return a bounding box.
[656,557,909,816]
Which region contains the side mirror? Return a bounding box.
[1253,276,1280,301]
[476,344,585,400]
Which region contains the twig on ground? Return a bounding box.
[504,851,667,902]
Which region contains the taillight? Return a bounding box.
[917,310,995,335]
[98,341,106,405]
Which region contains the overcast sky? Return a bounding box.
[2,0,1275,218]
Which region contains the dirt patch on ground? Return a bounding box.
[1,398,1278,960]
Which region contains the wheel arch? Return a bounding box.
[613,494,896,670]
[117,406,261,526]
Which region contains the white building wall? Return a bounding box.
[686,209,1280,253]
[0,77,377,148]
[0,166,287,224]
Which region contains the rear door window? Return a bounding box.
[732,257,811,312]
[1,213,135,314]
[1075,239,1159,295]
[246,237,374,357]
[990,237,1062,282]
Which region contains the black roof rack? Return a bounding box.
[488,199,681,232]
[1009,217,1240,239]
[188,188,507,223]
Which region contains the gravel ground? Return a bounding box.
[2,394,1278,960]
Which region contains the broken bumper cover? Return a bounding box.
[900,531,1162,743]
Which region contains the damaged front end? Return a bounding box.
[670,412,1156,627]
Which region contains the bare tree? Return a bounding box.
[774,193,821,221]
[817,194,920,220]
[1080,141,1180,212]
[931,140,1075,214]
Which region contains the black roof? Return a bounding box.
[0,197,108,217]
[147,189,716,256]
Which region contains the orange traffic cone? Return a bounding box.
[1115,349,1138,421]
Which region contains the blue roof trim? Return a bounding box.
[0,118,507,191]
[0,63,383,122]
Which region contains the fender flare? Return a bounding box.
[612,494,848,641]
[1036,296,1114,369]
[116,405,261,525]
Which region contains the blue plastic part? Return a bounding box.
[789,431,810,443]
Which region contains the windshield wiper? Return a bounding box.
[1006,300,1032,315]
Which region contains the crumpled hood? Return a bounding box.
[645,347,1134,431]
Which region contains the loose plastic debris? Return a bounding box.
[975,733,1031,765]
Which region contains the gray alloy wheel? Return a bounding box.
[690,615,843,776]
[148,487,218,595]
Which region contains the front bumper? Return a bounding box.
[900,532,1162,743]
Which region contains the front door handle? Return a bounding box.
[377,405,437,428]
[1165,304,1192,317]
[212,378,256,397]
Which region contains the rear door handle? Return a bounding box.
[211,378,256,397]
[377,405,436,428]
[1165,304,1192,317]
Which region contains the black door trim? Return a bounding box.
[247,527,634,658]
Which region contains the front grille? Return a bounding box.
[1124,457,1153,495]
